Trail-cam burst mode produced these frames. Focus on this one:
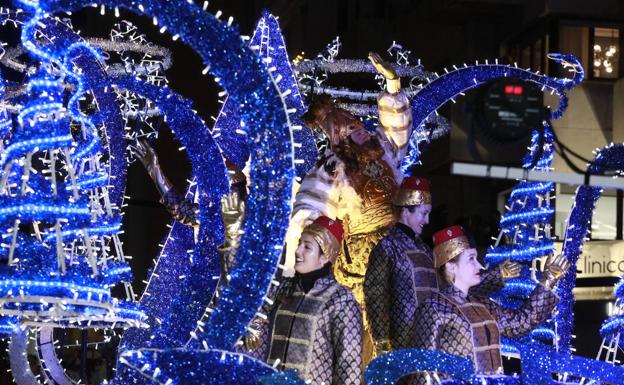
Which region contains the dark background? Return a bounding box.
[1,0,624,383]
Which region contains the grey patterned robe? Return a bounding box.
[254,274,363,385]
[364,223,505,351]
[411,284,558,384]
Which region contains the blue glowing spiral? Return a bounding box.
[0,5,143,330]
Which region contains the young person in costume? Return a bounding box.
[364,177,521,358]
[411,225,568,384]
[249,216,363,385]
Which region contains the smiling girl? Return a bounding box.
[250,216,363,385]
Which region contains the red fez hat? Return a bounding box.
[432,225,472,268]
[302,216,344,262]
[393,176,432,206]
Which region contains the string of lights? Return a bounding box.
[14,1,296,383]
[1,1,621,384]
[485,125,558,348]
[211,10,316,179]
[561,144,624,352]
[0,5,145,334]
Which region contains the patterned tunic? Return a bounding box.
[364,223,505,351]
[253,275,363,385]
[364,223,434,351]
[411,284,558,384]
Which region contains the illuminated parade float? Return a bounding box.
[0,1,623,384]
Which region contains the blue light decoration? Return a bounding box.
[516,341,624,385]
[364,343,624,385]
[402,53,584,172]
[38,0,288,325]
[600,277,624,341]
[29,19,191,371]
[257,370,307,385]
[484,125,558,347]
[212,10,317,179]
[365,349,475,385]
[7,1,294,384]
[0,13,168,381]
[477,56,584,352]
[83,74,228,358]
[0,316,19,335]
[118,181,196,353]
[0,80,9,143]
[558,143,624,352]
[0,2,145,331]
[0,2,293,385]
[117,348,280,385]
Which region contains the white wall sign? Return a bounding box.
[554,240,624,278]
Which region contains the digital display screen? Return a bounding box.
[479,79,544,141]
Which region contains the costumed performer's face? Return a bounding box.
[321,109,364,146]
[295,233,330,274]
[349,128,371,146]
[400,204,432,236]
[446,248,484,290]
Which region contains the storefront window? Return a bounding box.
[592,193,617,240]
[555,184,618,240]
[592,27,620,79]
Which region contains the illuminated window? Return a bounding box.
[592,27,620,79]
